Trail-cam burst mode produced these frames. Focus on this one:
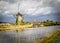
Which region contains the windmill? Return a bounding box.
[16,2,23,25]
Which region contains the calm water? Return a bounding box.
[0,25,60,43]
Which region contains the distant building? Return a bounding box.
[0,22,11,26]
[16,12,23,25]
[30,20,39,28]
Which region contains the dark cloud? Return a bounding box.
[42,0,60,13]
[0,0,17,3]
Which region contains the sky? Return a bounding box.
[0,0,60,22]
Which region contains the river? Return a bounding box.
[0,25,60,43]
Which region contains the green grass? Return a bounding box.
[48,30,60,43]
[35,29,60,43]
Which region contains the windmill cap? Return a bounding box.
[16,12,22,16]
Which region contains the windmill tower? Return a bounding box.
[16,3,23,25]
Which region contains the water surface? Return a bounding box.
[0,25,60,43]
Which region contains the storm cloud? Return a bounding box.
[0,0,60,16]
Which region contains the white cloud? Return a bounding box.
[4,11,10,14]
[33,7,53,15]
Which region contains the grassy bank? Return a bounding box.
[35,29,60,43]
